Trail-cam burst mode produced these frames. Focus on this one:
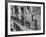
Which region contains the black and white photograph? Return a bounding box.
[10,6,41,31]
[7,2,45,35]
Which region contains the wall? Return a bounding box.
[0,0,46,37]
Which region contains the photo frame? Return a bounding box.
[5,1,45,37]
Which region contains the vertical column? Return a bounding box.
[17,7,22,20]
[13,6,15,14]
[24,6,26,26]
[30,7,33,21]
[29,6,34,29]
